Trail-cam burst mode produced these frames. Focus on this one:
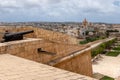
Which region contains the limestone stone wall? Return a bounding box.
[0,39,54,63]
[0,39,86,63]
[0,39,92,77]
[53,50,93,77]
[0,26,78,44]
[0,26,92,77]
[34,27,78,44]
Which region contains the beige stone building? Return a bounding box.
[79,19,95,38]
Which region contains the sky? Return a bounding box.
[0,0,120,23]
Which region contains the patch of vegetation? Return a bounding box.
[106,51,120,57]
[100,76,114,80]
[80,40,88,44]
[91,38,116,58]
[106,30,119,37]
[113,46,120,51]
[80,36,100,44]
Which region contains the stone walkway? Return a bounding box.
[93,55,120,79]
[117,54,120,58]
[0,54,96,80]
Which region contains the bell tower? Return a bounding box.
[82,18,88,29]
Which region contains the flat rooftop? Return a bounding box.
[0,54,96,80]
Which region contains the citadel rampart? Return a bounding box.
[0,38,92,77]
[0,26,78,44]
[0,26,93,77]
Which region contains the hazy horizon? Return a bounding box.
[0,21,120,24]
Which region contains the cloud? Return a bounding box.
[0,0,116,14]
[113,0,120,7]
[0,0,119,23]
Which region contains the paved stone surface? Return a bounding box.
[0,54,96,80]
[117,54,120,58]
[93,55,120,79]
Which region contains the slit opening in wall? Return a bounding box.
[37,48,56,56]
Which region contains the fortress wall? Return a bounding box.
[0,39,92,77]
[33,27,78,44]
[0,26,92,77]
[0,44,6,54]
[53,50,93,77]
[0,39,55,63]
[0,26,78,44]
[0,38,86,63]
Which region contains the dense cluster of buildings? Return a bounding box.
[0,19,120,39]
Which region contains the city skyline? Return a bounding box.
[0,0,120,23]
